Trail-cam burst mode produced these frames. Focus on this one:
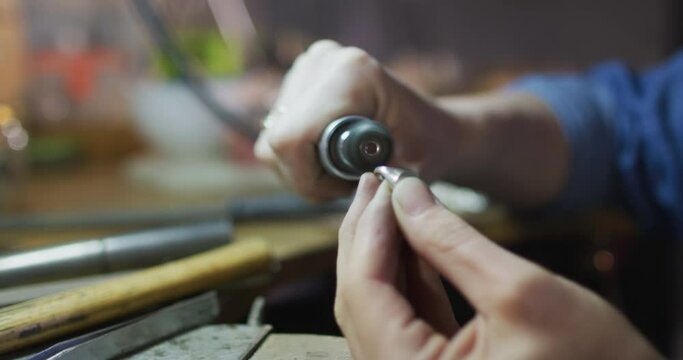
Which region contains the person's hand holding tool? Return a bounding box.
[255,40,462,200]
[256,40,572,207]
[335,173,662,359]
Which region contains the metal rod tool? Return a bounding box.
[0,221,232,288]
[0,240,273,354]
[0,195,350,287]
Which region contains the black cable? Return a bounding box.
[131,0,260,140]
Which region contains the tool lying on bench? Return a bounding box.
[16,291,349,360]
[0,194,349,288]
[26,292,223,360]
[0,240,274,355]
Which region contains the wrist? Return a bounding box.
[421,94,493,184]
[378,71,483,182]
[429,91,569,207]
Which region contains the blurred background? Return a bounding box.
[0,0,680,355]
[1,0,679,217]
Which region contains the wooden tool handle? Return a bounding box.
[0,240,273,354]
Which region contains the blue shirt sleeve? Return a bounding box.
[510,52,683,237]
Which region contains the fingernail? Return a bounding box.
[393,177,435,216]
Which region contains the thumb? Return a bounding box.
[391,177,537,311]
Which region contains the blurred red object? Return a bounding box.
[31,49,125,103]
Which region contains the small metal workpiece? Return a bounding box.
[373,166,416,189]
[318,116,393,181]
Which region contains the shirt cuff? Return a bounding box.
[507,74,616,211]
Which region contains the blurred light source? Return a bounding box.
[593,249,615,273]
[7,129,29,151]
[0,105,30,152]
[0,105,14,127]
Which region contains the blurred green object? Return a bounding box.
[28,135,82,166]
[152,29,244,79]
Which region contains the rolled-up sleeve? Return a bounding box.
[510,75,617,211]
[507,53,683,236]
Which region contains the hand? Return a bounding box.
[335,174,662,359]
[254,40,463,200]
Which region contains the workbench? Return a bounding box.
[0,161,622,357]
[0,161,344,296]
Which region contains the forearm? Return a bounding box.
[431,91,570,207]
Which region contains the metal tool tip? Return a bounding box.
[373,166,416,189]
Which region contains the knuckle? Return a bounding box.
[306,39,340,55]
[302,40,341,61]
[497,271,548,309]
[338,47,376,68]
[288,52,308,74]
[291,40,341,74]
[495,271,567,321]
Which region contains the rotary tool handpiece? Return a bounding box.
[318,116,393,180]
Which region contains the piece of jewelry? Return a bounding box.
[373,166,416,190]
